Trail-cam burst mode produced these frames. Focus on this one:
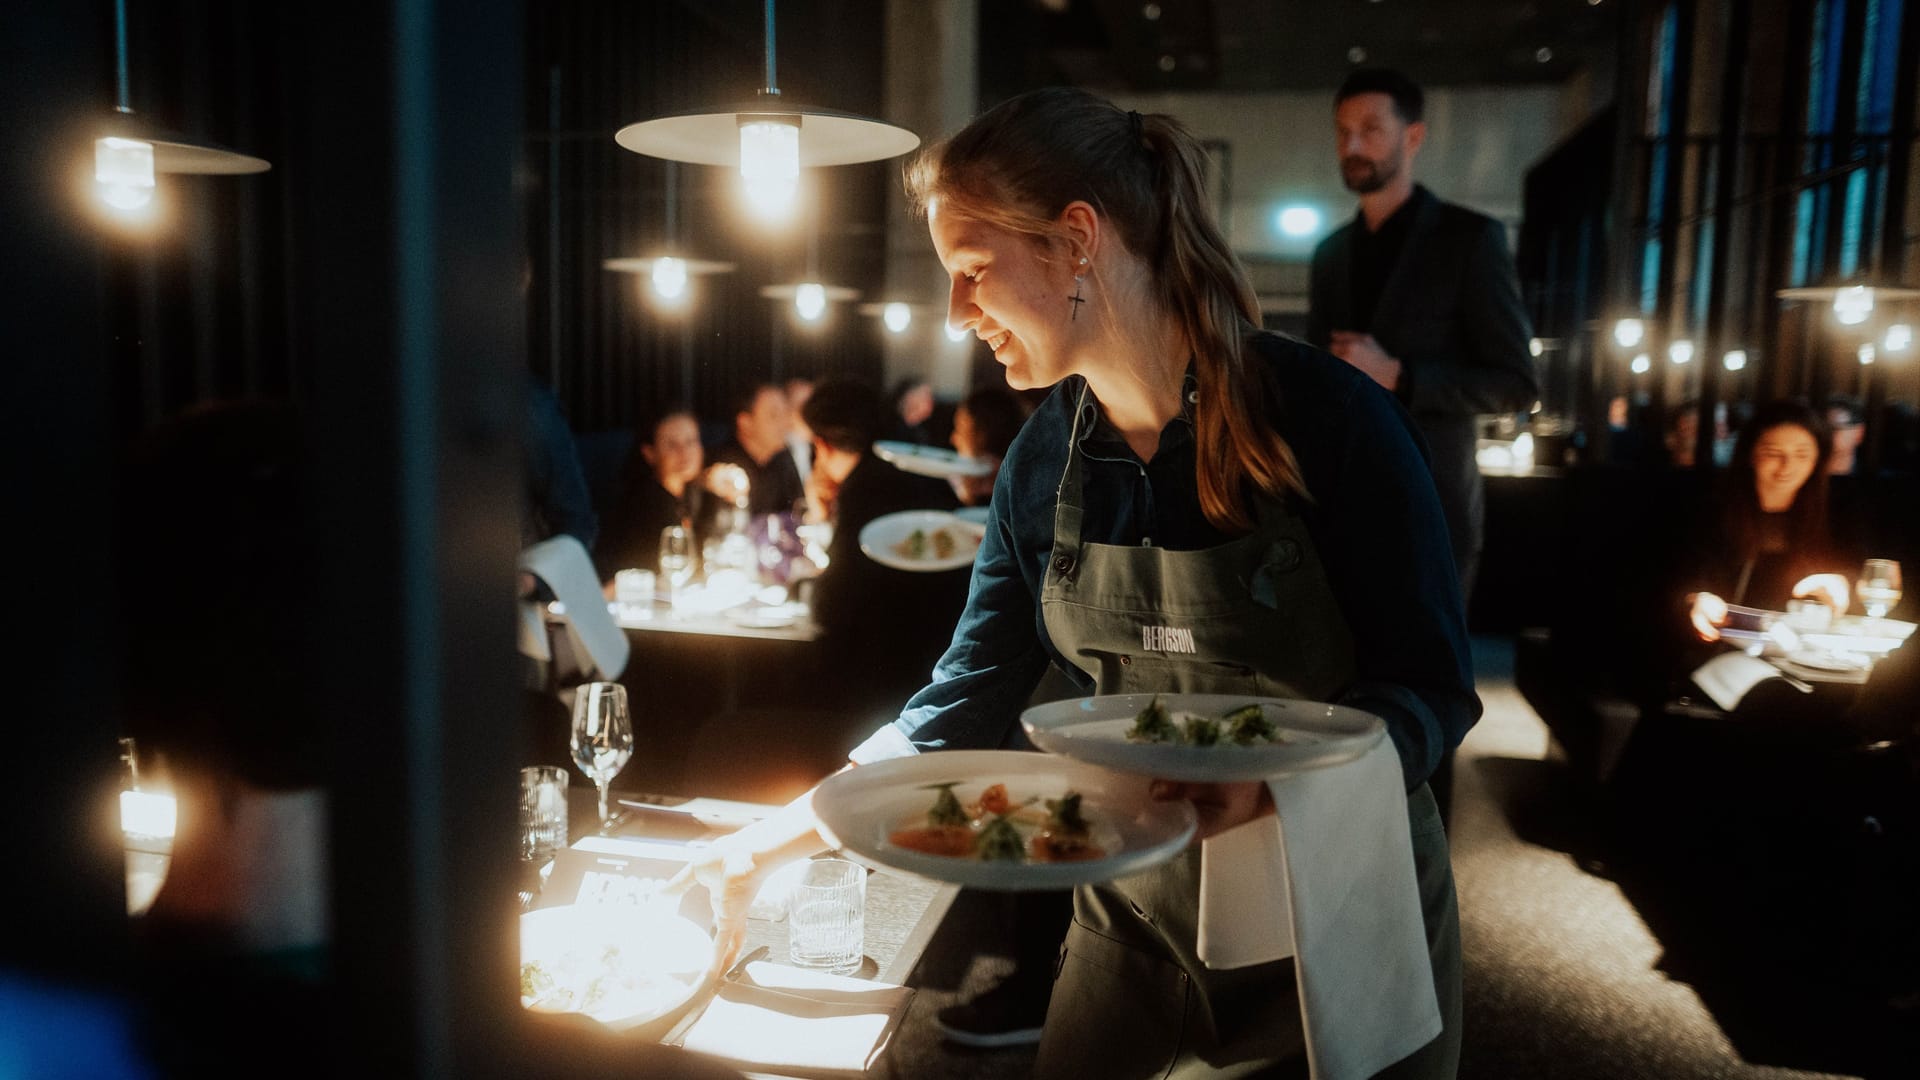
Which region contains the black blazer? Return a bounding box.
[1308,185,1538,562]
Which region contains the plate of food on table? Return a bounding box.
[858,509,984,572]
[519,904,711,1030]
[811,749,1196,890]
[1020,693,1387,783]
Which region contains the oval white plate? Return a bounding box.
[858,510,982,572]
[873,440,995,479]
[519,906,710,1029]
[813,750,1196,891]
[1022,694,1386,783]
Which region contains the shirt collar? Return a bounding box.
[1075,366,1199,454]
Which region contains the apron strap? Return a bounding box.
[1048,381,1095,582]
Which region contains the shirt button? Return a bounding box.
[1051,554,1075,574]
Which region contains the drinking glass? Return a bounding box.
[518,766,569,861]
[788,858,866,975]
[570,682,632,827]
[1855,559,1902,618]
[659,526,694,594]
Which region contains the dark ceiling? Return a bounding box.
[983,0,1621,97]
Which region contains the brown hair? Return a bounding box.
[904,87,1306,531]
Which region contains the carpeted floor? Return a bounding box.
[871,636,1912,1079]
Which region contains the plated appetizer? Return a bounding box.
[1126,696,1286,746]
[894,526,969,562]
[888,781,1107,863]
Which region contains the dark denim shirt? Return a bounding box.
[867,332,1479,789]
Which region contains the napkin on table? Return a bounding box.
[676,962,913,1078]
[1195,738,1440,1080]
[518,534,629,680]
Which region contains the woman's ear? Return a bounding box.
[1056,201,1100,267]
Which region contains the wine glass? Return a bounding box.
[570,682,632,827]
[1855,559,1903,619]
[659,525,694,594]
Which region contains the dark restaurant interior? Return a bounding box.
[6,0,1918,1077]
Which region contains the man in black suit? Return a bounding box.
[1307,69,1538,604]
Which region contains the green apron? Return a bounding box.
[1030,384,1462,1080]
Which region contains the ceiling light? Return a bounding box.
[603,256,735,305]
[1275,205,1321,238]
[1834,285,1873,325]
[1535,47,1554,63]
[1142,3,1162,18]
[93,0,267,215]
[1858,343,1876,365]
[883,302,912,333]
[1668,339,1693,365]
[95,136,154,210]
[1528,338,1544,357]
[761,281,857,323]
[1613,318,1645,348]
[1347,46,1369,64]
[1723,349,1747,371]
[614,0,919,222]
[1630,353,1651,374]
[1886,324,1913,353]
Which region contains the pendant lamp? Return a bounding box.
[613,0,918,221]
[760,210,857,322]
[1777,284,1920,327]
[94,0,268,211]
[603,162,734,305]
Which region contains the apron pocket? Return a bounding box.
[1034,919,1190,1080]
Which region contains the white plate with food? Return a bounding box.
[858,510,983,572]
[812,750,1196,891]
[1021,693,1387,783]
[519,905,711,1030]
[873,440,995,479]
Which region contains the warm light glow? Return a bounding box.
[1723,349,1748,371]
[1529,338,1544,357]
[1833,285,1873,325]
[651,257,688,300]
[1275,205,1321,238]
[794,282,827,321]
[1613,318,1644,349]
[740,119,800,220]
[1886,324,1913,353]
[1668,339,1693,365]
[1630,353,1651,374]
[1858,343,1876,366]
[883,302,912,334]
[945,322,970,342]
[120,789,176,839]
[95,136,155,210]
[1512,431,1535,463]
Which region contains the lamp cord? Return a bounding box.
[114,0,132,112]
[761,0,778,94]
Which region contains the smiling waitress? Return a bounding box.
[674,87,1478,1079]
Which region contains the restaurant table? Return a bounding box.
[538,786,957,1077]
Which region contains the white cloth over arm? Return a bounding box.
[518,534,629,681]
[1196,739,1440,1080]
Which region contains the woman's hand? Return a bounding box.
[661,839,769,985]
[1689,591,1729,642]
[1792,573,1851,615]
[659,779,839,979]
[1148,779,1274,841]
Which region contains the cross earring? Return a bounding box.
[1070,256,1088,321]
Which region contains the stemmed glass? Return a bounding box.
[570,682,632,827]
[1855,559,1903,619]
[659,525,694,594]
